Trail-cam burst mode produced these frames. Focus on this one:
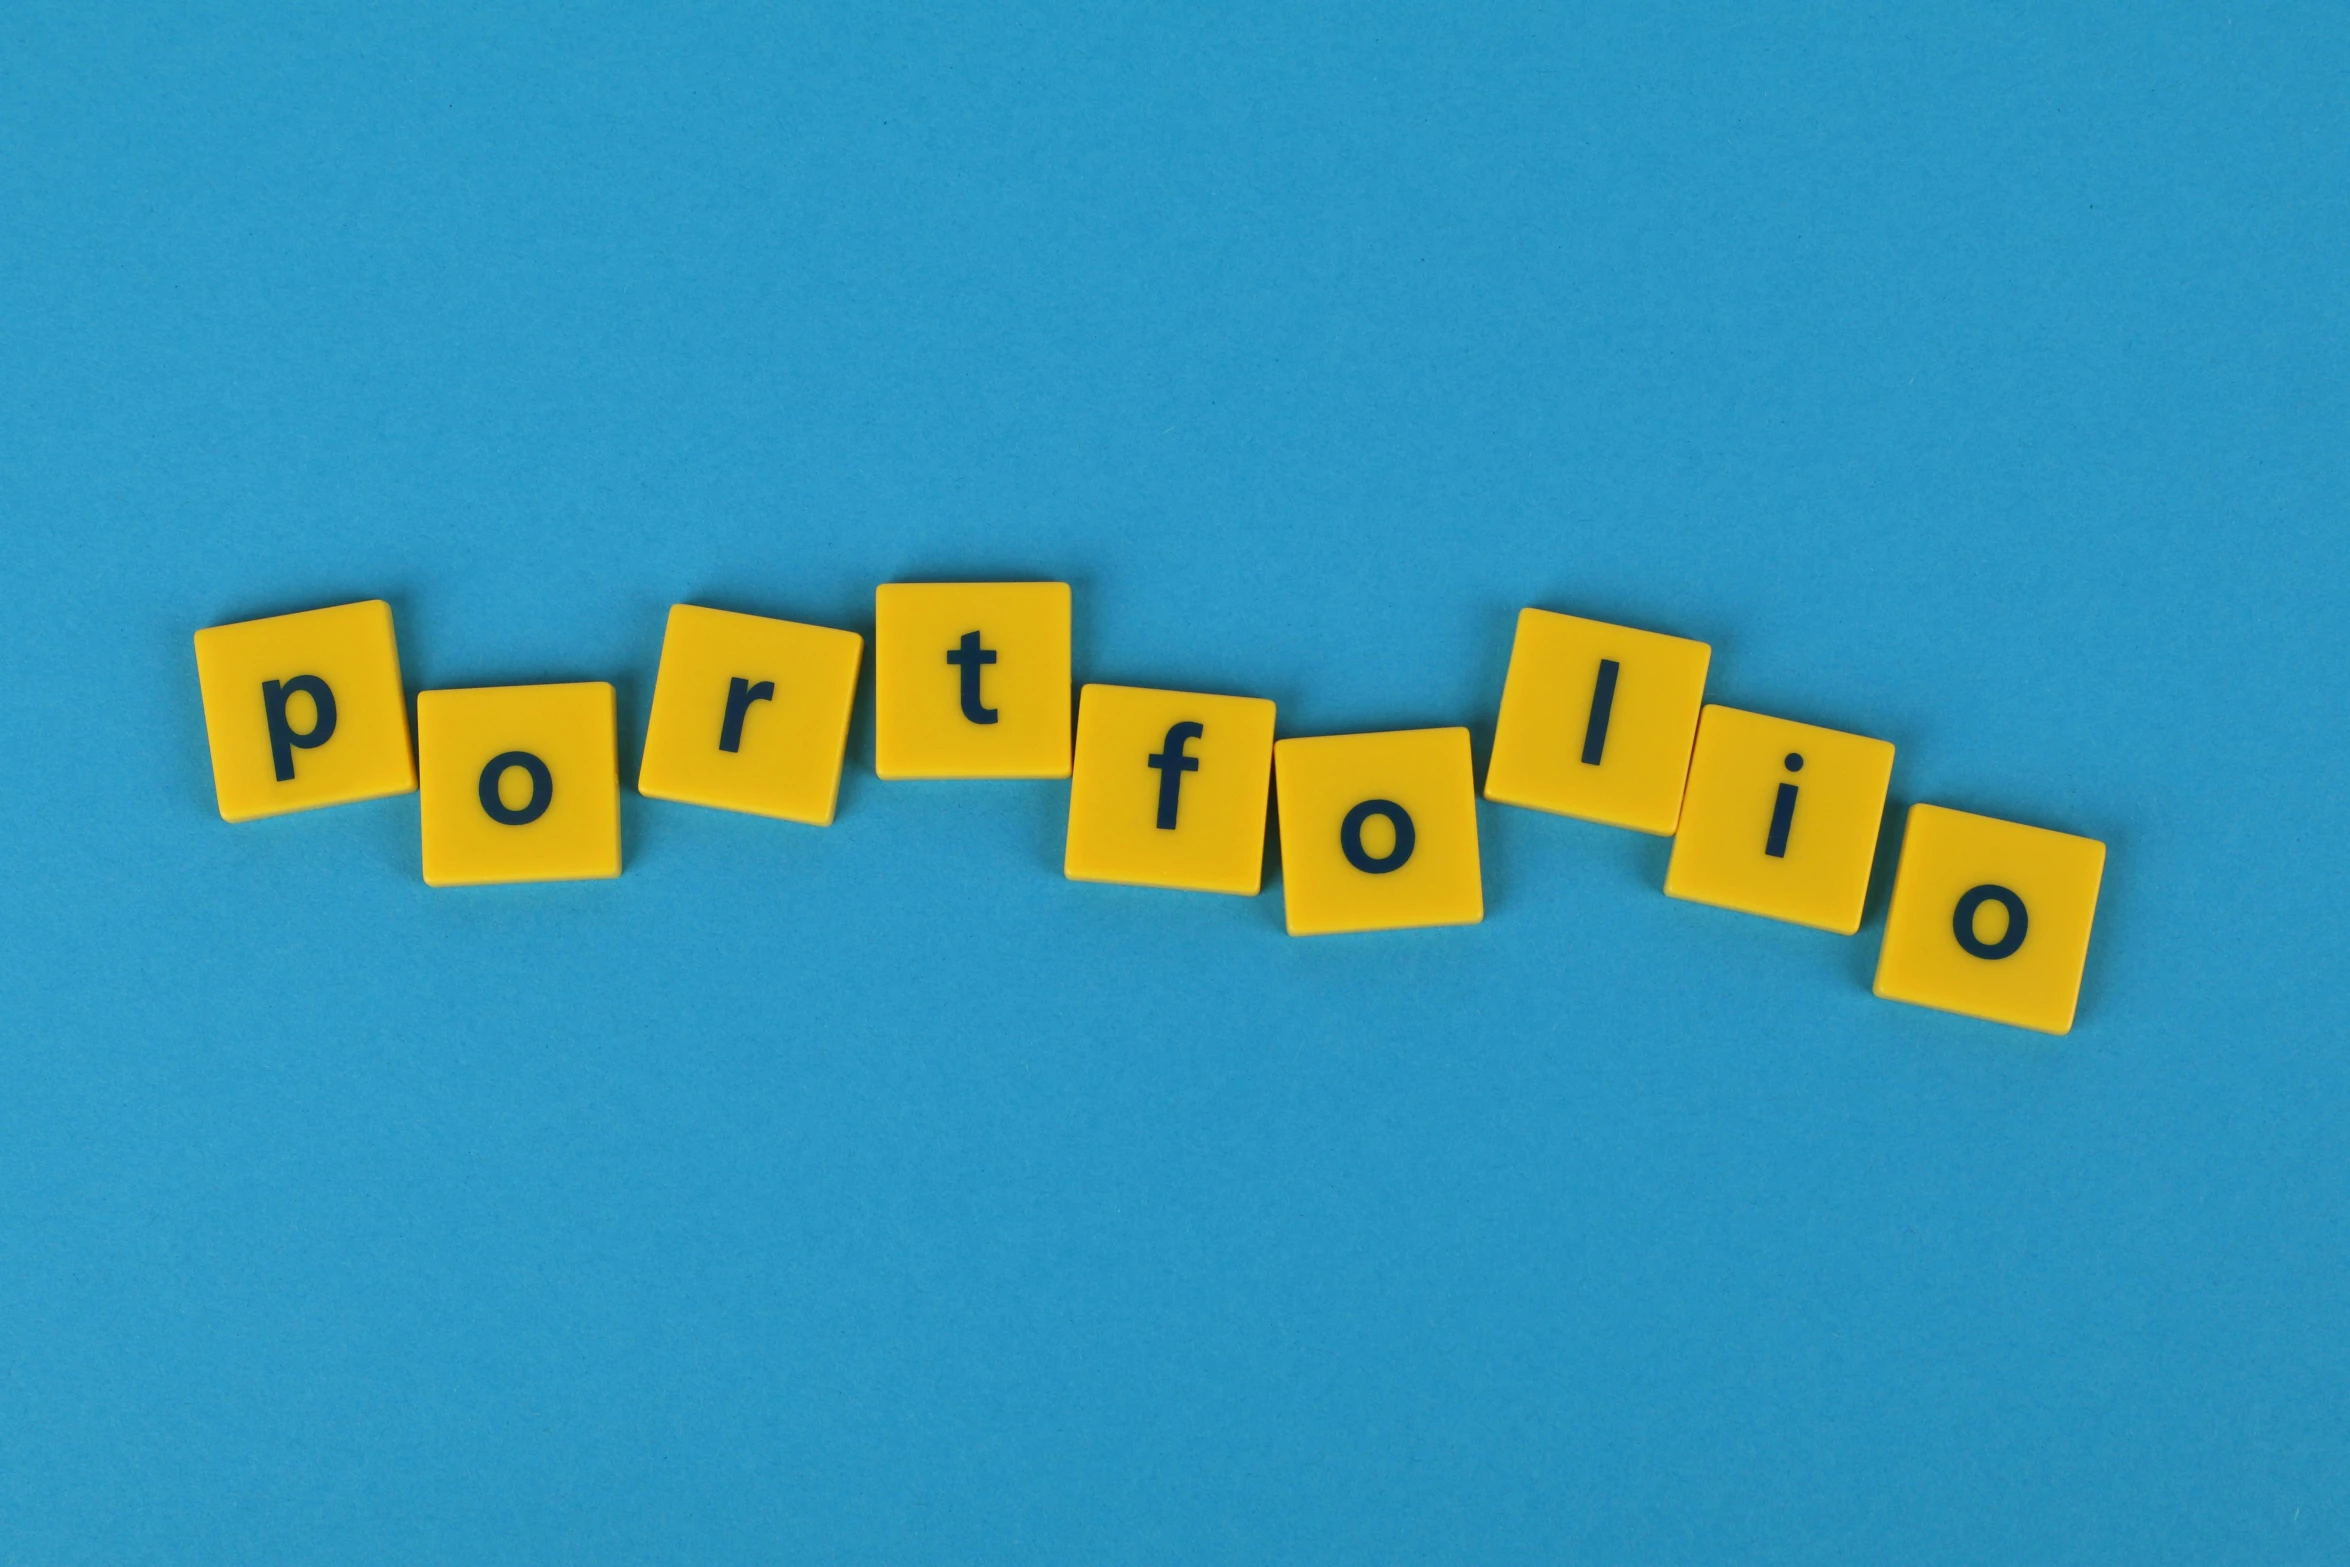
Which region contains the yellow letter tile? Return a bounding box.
[1064,683,1276,895]
[1872,804,2106,1034]
[418,683,620,887]
[1273,727,1483,936]
[874,582,1071,779]
[1485,607,1711,834]
[1664,705,1894,934]
[637,604,864,825]
[192,599,417,822]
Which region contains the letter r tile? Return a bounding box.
[638,604,865,824]
[192,599,416,822]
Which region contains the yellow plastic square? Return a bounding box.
[1064,683,1276,895]
[1485,607,1711,834]
[874,582,1071,779]
[636,604,865,825]
[1273,727,1483,936]
[192,599,416,821]
[1872,804,2106,1034]
[417,683,620,887]
[1664,705,1894,934]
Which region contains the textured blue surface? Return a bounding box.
[2,5,2346,1561]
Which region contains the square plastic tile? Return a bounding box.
[418,682,621,887]
[192,599,416,821]
[1064,683,1276,895]
[1485,607,1711,834]
[1873,803,2107,1034]
[637,604,864,824]
[874,582,1071,779]
[1273,727,1483,936]
[1664,704,1894,934]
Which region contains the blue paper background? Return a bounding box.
[3,4,2345,1561]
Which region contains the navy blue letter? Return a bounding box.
[1147,721,1203,829]
[1580,659,1620,766]
[719,677,774,753]
[946,632,998,724]
[1764,752,1803,857]
[1953,884,2028,959]
[479,751,553,826]
[261,675,337,782]
[1340,799,1416,874]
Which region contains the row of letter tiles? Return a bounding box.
[1483,607,2102,1029]
[193,592,2104,1030]
[1487,607,1896,931]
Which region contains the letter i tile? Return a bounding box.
[1664,705,1894,934]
